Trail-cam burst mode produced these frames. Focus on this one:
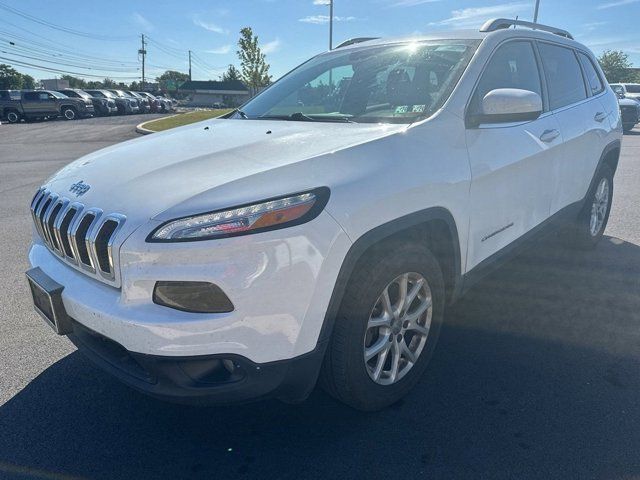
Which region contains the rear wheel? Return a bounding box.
[62,106,77,120]
[564,164,614,249]
[320,241,445,411]
[5,110,20,123]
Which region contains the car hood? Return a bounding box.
[43,118,405,224]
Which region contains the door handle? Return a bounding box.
[539,129,560,143]
[594,112,607,122]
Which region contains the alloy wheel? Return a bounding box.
[364,272,433,385]
[589,177,610,236]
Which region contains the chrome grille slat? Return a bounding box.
[29,188,126,286]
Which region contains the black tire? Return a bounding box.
[62,106,77,120]
[5,110,20,123]
[564,163,614,249]
[320,241,445,411]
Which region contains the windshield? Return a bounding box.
[49,91,66,99]
[237,40,478,124]
[75,90,91,99]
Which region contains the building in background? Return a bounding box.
[177,80,250,107]
[40,79,69,90]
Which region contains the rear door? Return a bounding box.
[21,92,42,115]
[465,40,562,270]
[537,42,608,213]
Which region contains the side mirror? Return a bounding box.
[468,88,543,127]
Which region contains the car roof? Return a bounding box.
[335,22,585,52]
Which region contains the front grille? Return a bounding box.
[30,188,126,284]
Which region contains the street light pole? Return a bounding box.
[533,0,540,23]
[329,0,334,50]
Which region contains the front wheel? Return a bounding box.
[62,107,77,120]
[320,242,445,411]
[564,164,614,249]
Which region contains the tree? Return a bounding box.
[61,74,87,89]
[156,70,189,92]
[0,64,25,89]
[221,64,241,82]
[101,78,117,88]
[236,27,271,95]
[22,74,36,89]
[598,50,640,83]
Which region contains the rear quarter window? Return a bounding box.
[577,52,604,96]
[538,43,587,110]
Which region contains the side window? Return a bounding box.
[538,43,587,110]
[578,52,604,96]
[471,41,542,115]
[39,93,50,101]
[23,92,38,101]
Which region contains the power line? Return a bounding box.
[0,49,139,73]
[0,1,135,41]
[0,57,140,79]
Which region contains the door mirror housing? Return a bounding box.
[468,88,543,127]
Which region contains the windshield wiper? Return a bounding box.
[236,109,249,119]
[258,112,354,123]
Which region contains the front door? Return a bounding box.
[465,40,562,270]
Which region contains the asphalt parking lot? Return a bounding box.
[1,118,639,479]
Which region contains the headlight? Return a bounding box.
[148,188,329,242]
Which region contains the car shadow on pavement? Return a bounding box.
[2,235,640,480]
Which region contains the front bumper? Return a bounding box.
[68,319,325,404]
[28,210,351,363]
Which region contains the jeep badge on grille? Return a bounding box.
[69,180,90,197]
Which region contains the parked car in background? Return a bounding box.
[103,89,140,115]
[125,91,151,113]
[611,83,640,102]
[25,20,622,410]
[2,90,93,122]
[57,88,117,116]
[152,93,175,112]
[616,93,640,133]
[0,89,21,123]
[137,91,161,113]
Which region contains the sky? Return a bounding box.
[1,0,639,84]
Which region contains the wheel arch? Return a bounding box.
[317,207,462,346]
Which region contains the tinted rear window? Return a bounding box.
[626,85,640,93]
[539,43,587,110]
[578,52,604,96]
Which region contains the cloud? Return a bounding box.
[262,38,281,54]
[429,3,529,28]
[192,17,228,34]
[205,45,232,54]
[597,0,639,8]
[131,13,154,32]
[313,0,331,4]
[390,0,442,6]
[299,15,357,24]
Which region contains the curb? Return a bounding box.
[135,113,181,135]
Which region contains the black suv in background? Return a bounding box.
[1,90,93,122]
[57,88,117,116]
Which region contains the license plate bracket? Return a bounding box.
[25,267,73,335]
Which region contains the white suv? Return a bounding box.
[26,19,622,411]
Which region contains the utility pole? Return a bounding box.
[188,50,192,81]
[138,34,147,90]
[329,0,334,50]
[533,0,540,23]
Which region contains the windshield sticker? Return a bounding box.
[395,106,409,114]
[412,105,426,113]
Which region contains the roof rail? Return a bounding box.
[335,37,379,49]
[480,18,573,40]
